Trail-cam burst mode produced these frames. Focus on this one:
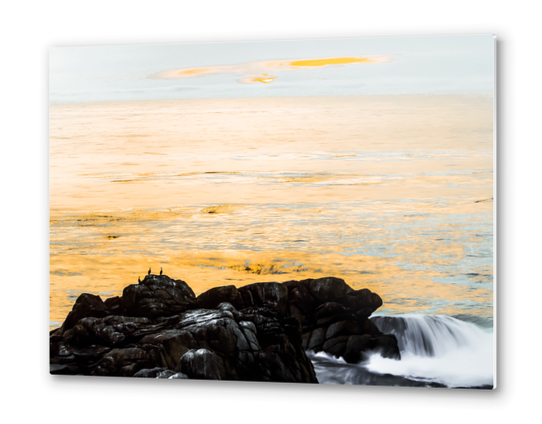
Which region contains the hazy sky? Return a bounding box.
[49,35,494,103]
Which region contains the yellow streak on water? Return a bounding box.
[155,56,387,80]
[278,57,375,67]
[49,94,494,329]
[239,75,278,84]
[176,67,215,76]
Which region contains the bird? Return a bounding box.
[138,276,141,283]
[148,268,151,275]
[160,267,163,276]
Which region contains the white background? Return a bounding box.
[1,0,538,422]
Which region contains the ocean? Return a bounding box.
[49,93,494,387]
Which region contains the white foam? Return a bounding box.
[311,315,494,388]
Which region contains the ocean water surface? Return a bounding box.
[49,93,494,387]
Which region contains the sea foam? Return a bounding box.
[310,315,494,388]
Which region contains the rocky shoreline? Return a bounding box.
[50,275,400,382]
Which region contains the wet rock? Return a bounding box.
[139,329,197,367]
[59,293,110,334]
[308,277,353,303]
[239,321,260,351]
[322,335,350,357]
[178,348,226,380]
[120,274,196,318]
[133,367,171,378]
[168,372,189,379]
[94,347,153,376]
[307,327,327,351]
[336,289,382,316]
[76,315,153,347]
[289,285,316,316]
[71,345,111,362]
[50,364,79,375]
[239,282,289,317]
[157,369,177,378]
[50,274,397,380]
[360,318,381,335]
[104,296,121,314]
[197,285,243,310]
[325,320,361,340]
[343,334,372,363]
[373,334,401,360]
[279,279,399,363]
[314,302,349,320]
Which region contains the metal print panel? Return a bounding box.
[49,35,495,388]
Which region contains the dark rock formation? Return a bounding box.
[119,274,197,318]
[50,274,399,382]
[282,277,400,362]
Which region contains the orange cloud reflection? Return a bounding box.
[154,55,389,84]
[274,56,380,68]
[238,75,278,84]
[176,67,214,76]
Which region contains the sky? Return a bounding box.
[49,35,495,103]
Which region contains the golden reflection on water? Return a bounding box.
[238,75,278,84]
[273,56,384,67]
[154,56,388,82]
[49,94,494,329]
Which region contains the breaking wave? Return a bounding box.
[308,314,494,389]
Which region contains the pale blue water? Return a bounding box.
[49,35,494,103]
